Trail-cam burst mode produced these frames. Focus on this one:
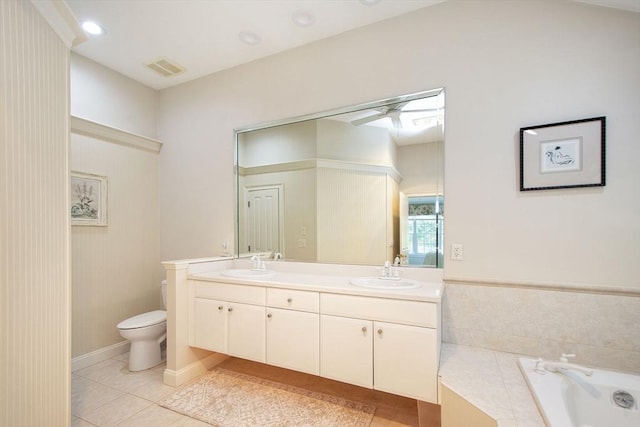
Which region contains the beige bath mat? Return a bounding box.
[159,368,375,426]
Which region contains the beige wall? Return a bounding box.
[0,0,75,424]
[316,118,396,166]
[398,141,444,196]
[71,53,159,138]
[70,133,162,357]
[158,1,640,289]
[69,54,162,358]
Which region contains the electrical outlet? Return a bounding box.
[451,243,463,261]
[298,238,306,248]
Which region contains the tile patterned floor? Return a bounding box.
[72,353,439,426]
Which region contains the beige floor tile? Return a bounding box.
[111,352,130,362]
[82,394,152,427]
[75,358,125,380]
[72,375,123,417]
[170,415,212,426]
[76,358,158,394]
[71,416,97,427]
[129,370,177,402]
[115,405,183,427]
[152,361,167,373]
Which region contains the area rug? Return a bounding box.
[159,368,375,426]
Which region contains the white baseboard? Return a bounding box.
[72,341,130,372]
[163,352,228,387]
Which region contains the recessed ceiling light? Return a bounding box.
[239,30,261,45]
[81,21,104,35]
[292,10,316,27]
[359,0,382,5]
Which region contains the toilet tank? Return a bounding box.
[161,280,167,309]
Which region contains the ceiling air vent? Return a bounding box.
[145,57,185,77]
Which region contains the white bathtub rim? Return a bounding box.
[518,356,640,427]
[519,357,571,427]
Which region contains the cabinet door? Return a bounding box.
[373,321,438,402]
[266,308,319,375]
[320,315,373,388]
[227,303,266,363]
[192,298,226,352]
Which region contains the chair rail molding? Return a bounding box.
[71,115,163,153]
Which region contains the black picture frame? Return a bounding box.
[519,117,606,191]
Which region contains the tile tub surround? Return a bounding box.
[438,343,545,427]
[442,282,640,373]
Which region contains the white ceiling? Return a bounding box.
[66,0,640,91]
[66,0,447,90]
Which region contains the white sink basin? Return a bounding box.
[350,277,422,290]
[221,269,276,279]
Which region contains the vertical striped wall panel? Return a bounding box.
[0,0,71,425]
[316,168,388,265]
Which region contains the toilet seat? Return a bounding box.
[117,310,166,330]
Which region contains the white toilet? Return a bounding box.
[117,280,168,371]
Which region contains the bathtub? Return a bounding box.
[518,357,640,427]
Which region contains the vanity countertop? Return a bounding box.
[188,269,443,303]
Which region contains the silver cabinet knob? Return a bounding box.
[361,326,367,333]
[218,305,223,311]
[287,298,292,303]
[267,313,272,318]
[228,307,233,312]
[377,329,383,335]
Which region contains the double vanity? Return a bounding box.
[163,257,443,404]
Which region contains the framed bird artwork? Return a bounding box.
[519,116,606,191]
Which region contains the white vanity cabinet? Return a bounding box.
[190,281,266,363]
[187,275,440,404]
[373,321,437,401]
[265,288,320,375]
[320,293,439,402]
[320,314,374,388]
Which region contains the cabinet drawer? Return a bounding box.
[193,280,265,305]
[266,288,319,313]
[320,293,437,328]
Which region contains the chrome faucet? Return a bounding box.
[380,259,401,280]
[534,354,593,376]
[250,254,263,270]
[379,260,390,278]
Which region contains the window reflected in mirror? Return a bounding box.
[402,195,443,268]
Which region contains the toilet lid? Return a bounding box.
[117,310,167,329]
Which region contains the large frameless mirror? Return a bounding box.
[235,88,444,268]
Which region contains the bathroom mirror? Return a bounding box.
[235,88,444,267]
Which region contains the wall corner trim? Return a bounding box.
[71,115,163,153]
[30,0,87,48]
